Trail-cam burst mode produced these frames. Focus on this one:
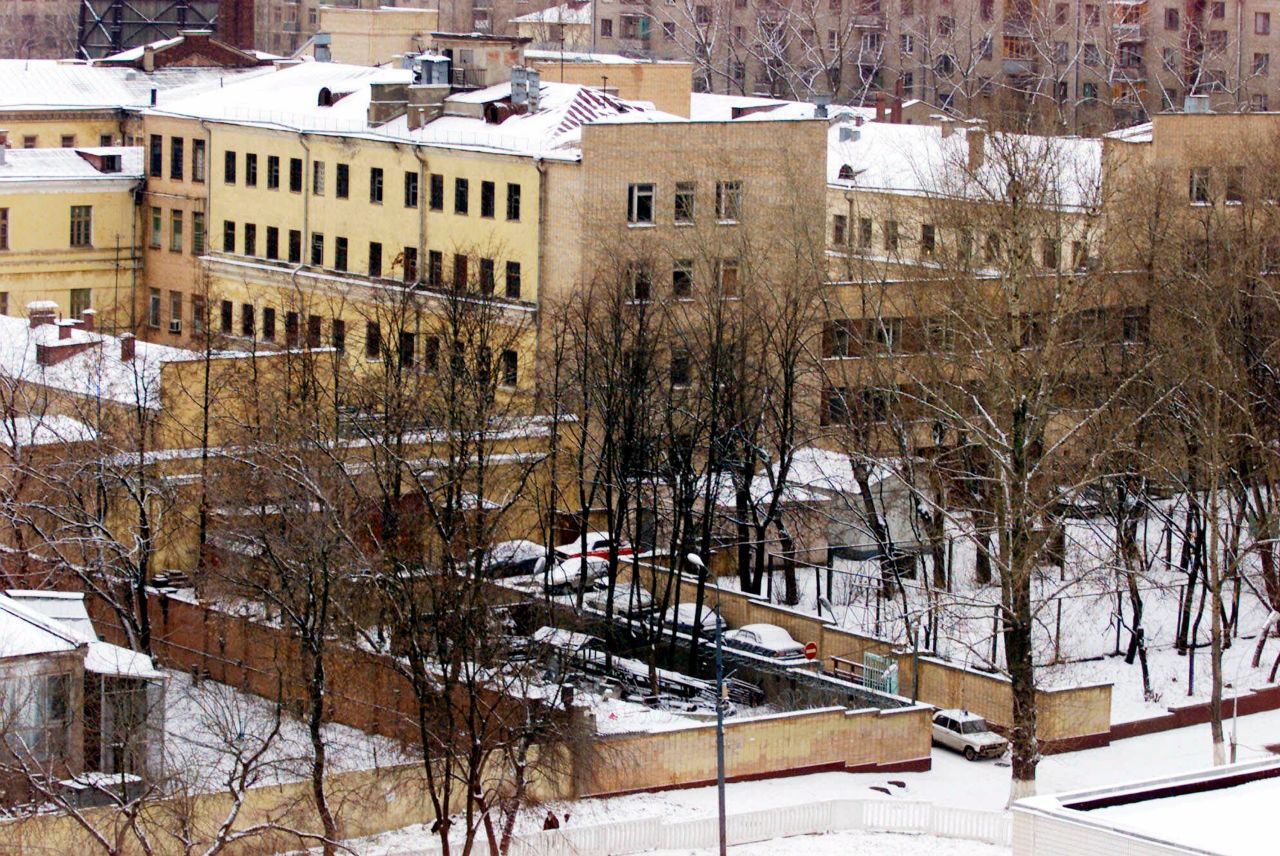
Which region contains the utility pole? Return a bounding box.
[688,552,727,856]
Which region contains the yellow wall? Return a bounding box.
[0,178,142,329]
[319,6,440,66]
[0,110,139,150]
[530,59,694,117]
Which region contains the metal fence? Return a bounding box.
[383,798,1012,856]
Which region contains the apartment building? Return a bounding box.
[585,0,1280,131]
[0,142,144,329]
[0,0,79,58]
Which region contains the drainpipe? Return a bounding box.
[535,155,549,308]
[415,145,429,286]
[298,131,312,267]
[1237,0,1245,109]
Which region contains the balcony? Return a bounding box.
[1110,65,1147,83]
[853,13,886,28]
[1112,22,1148,40]
[1003,58,1038,75]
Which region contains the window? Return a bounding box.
[506,183,521,220]
[1213,2,1225,19]
[1084,43,1101,66]
[858,218,873,249]
[308,315,321,349]
[674,182,695,223]
[833,214,847,245]
[221,300,233,334]
[429,250,443,286]
[399,331,415,367]
[403,247,418,282]
[506,261,522,298]
[170,137,184,180]
[149,289,162,328]
[193,296,206,333]
[628,261,652,300]
[334,236,348,271]
[1054,2,1068,25]
[455,177,470,214]
[224,219,238,253]
[192,213,205,254]
[1085,4,1099,25]
[282,311,298,347]
[980,0,993,20]
[601,17,613,37]
[265,155,279,190]
[244,223,257,256]
[900,33,914,55]
[0,208,7,251]
[501,350,518,386]
[336,163,349,198]
[263,307,275,341]
[1256,53,1270,76]
[1083,82,1098,102]
[370,167,384,203]
[242,303,255,337]
[246,153,258,187]
[824,320,855,357]
[1208,29,1227,51]
[938,15,953,36]
[404,171,419,208]
[287,228,300,263]
[921,223,936,255]
[289,157,303,192]
[313,161,325,195]
[71,288,91,319]
[310,232,324,266]
[1190,167,1211,203]
[480,258,495,293]
[1072,240,1088,270]
[362,241,380,277]
[1259,12,1272,34]
[481,180,496,218]
[150,207,162,248]
[1041,238,1060,269]
[902,71,915,96]
[672,260,693,297]
[366,321,382,359]
[193,139,206,183]
[715,180,742,221]
[453,253,469,289]
[884,219,899,250]
[1165,7,1178,29]
[718,258,739,296]
[224,150,236,184]
[265,226,279,260]
[22,136,35,149]
[149,135,162,177]
[332,319,346,353]
[69,205,93,247]
[628,183,655,224]
[1226,166,1244,202]
[58,134,74,148]
[1254,93,1270,110]
[664,21,676,39]
[429,173,444,210]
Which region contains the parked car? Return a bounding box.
[931,709,1008,761]
[584,582,654,616]
[543,555,609,594]
[554,531,634,560]
[722,624,807,664]
[482,539,547,578]
[663,602,725,638]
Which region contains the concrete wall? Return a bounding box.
[529,60,694,116]
[319,6,439,67]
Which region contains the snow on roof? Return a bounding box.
[0,147,143,184]
[512,1,592,25]
[697,470,830,510]
[0,315,190,411]
[524,48,645,64]
[6,590,163,679]
[1104,121,1153,143]
[97,36,185,63]
[0,60,275,113]
[0,414,97,447]
[0,592,82,659]
[828,119,1103,210]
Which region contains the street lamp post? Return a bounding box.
[688,553,727,856]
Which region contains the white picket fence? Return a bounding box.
[384,798,1011,856]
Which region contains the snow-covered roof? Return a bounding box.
[1104,121,1153,143]
[697,471,830,510]
[0,592,82,659]
[827,119,1103,211]
[97,36,185,63]
[524,48,645,64]
[0,147,144,185]
[512,1,592,25]
[0,414,97,447]
[6,590,163,679]
[0,60,276,113]
[0,315,190,411]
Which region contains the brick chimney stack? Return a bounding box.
[80,309,96,332]
[58,323,72,340]
[27,301,58,328]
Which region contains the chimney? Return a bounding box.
[875,92,887,123]
[27,301,57,328]
[0,129,7,166]
[967,128,986,170]
[891,77,904,123]
[80,308,96,332]
[527,68,541,111]
[58,323,73,340]
[142,44,156,72]
[120,333,136,362]
[854,114,864,127]
[367,81,409,125]
[150,88,158,106]
[940,118,955,138]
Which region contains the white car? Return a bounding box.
[931,709,1008,761]
[543,555,609,594]
[482,539,547,578]
[663,602,725,638]
[584,582,654,616]
[722,624,807,663]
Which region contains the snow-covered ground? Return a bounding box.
[647,830,1008,856]
[341,707,1280,856]
[163,670,411,790]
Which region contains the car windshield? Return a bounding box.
[959,718,988,734]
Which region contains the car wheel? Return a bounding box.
[963,746,977,762]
